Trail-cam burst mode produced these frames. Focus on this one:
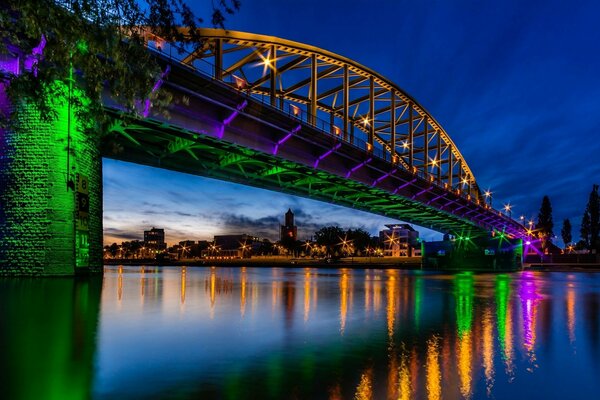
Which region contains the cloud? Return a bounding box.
[103,228,142,243]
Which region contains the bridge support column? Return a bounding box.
[0,75,103,276]
[422,236,522,271]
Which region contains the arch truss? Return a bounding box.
[147,28,483,202]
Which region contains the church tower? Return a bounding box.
[280,208,298,241]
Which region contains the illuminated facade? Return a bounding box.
[379,224,421,257]
[0,49,102,275]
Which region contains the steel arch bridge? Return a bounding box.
[104,29,526,238]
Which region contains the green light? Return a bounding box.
[76,40,89,54]
[1,78,101,275]
[455,272,474,338]
[0,277,101,399]
[414,275,423,331]
[495,274,511,355]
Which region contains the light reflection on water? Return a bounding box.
[3,267,600,399]
[92,267,600,399]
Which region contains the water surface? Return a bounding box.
[2,267,600,399]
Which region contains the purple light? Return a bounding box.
[427,193,446,205]
[345,157,372,178]
[0,55,20,75]
[142,65,171,117]
[223,100,248,126]
[519,272,541,352]
[412,186,433,199]
[525,241,531,245]
[392,178,417,194]
[314,143,341,168]
[272,125,300,155]
[371,168,397,186]
[452,204,467,214]
[31,35,47,57]
[23,35,46,77]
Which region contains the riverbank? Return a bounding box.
[105,257,600,271]
[525,263,600,272]
[105,256,423,269]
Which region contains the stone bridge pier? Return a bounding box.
[0,55,103,276]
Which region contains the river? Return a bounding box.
[2,266,599,399]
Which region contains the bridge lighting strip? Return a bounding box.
[314,143,342,168]
[371,168,398,187]
[272,125,301,155]
[345,157,372,178]
[392,178,417,194]
[143,65,171,118]
[427,193,447,205]
[412,186,433,199]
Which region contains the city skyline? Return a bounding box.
[104,159,424,245]
[104,0,600,246]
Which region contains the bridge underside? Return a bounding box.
[102,118,492,237]
[101,59,520,238]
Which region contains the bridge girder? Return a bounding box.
[102,109,521,238]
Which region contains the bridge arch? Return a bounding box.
[148,29,482,201]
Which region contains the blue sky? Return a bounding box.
[104,0,600,245]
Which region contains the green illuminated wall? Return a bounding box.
[0,79,102,275]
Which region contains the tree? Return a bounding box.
[1,0,240,128]
[536,195,554,251]
[581,210,591,249]
[585,184,600,251]
[561,218,572,248]
[257,239,273,256]
[280,234,297,255]
[345,228,372,255]
[314,226,345,257]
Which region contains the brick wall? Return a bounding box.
[0,81,102,276]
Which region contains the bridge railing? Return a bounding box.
[145,41,392,158]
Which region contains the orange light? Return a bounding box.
[333,126,341,135]
[291,104,300,116]
[233,75,246,89]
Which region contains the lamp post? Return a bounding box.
[503,203,512,219]
[484,190,493,207]
[239,243,249,259]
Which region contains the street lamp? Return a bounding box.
[180,245,188,260]
[239,242,249,259]
[503,203,512,218]
[304,240,312,257]
[483,189,493,207]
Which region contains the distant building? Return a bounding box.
[202,234,260,258]
[379,224,421,257]
[144,227,166,251]
[280,208,298,242]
